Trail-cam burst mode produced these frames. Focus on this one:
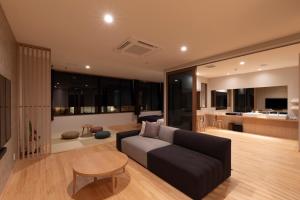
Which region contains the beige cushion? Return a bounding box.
[143,122,160,138]
[158,125,178,143]
[121,136,170,167]
[61,131,80,139]
[139,121,146,136]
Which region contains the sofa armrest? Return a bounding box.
[174,129,231,180]
[116,130,140,151]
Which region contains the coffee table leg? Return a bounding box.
[73,171,77,195]
[111,176,117,193]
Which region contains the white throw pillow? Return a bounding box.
[157,118,164,125]
[139,121,146,136]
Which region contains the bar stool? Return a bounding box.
[216,119,223,129]
[197,115,206,132]
[212,115,223,129]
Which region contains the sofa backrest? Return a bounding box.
[173,129,231,180]
[158,125,178,143]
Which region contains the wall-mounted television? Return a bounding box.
[0,74,11,148]
[265,98,287,110]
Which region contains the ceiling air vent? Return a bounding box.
[205,65,217,69]
[115,38,159,56]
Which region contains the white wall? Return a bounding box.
[198,66,298,117]
[51,111,161,138]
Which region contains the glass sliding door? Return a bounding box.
[167,67,196,130]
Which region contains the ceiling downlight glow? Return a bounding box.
[180,46,187,52]
[240,61,246,65]
[85,65,90,69]
[103,13,114,24]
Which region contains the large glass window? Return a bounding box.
[120,80,134,112]
[139,82,163,111]
[52,70,162,116]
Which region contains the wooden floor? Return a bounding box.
[1,128,300,200]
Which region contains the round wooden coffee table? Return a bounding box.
[72,151,128,195]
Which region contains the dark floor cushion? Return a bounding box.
[95,131,111,139]
[148,145,224,200]
[90,126,103,133]
[61,131,80,139]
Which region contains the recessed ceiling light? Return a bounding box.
[196,72,200,76]
[226,73,230,76]
[180,46,187,52]
[240,61,245,65]
[258,68,262,71]
[103,13,114,24]
[85,65,90,69]
[174,79,178,82]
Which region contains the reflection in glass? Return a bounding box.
[168,70,193,130]
[51,70,163,116]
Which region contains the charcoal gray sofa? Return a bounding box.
[116,126,231,200]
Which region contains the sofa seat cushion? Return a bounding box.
[148,145,224,200]
[121,136,170,167]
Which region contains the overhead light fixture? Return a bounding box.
[85,65,90,69]
[240,61,245,65]
[196,72,200,76]
[216,89,227,93]
[258,68,262,71]
[174,79,178,82]
[103,13,114,24]
[180,46,187,52]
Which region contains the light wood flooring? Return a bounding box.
[1,128,300,200]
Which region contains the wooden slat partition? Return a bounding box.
[17,44,51,159]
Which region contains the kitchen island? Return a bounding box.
[200,113,298,140]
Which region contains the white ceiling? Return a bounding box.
[1,0,300,81]
[197,43,300,78]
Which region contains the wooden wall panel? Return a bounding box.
[17,44,51,159]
